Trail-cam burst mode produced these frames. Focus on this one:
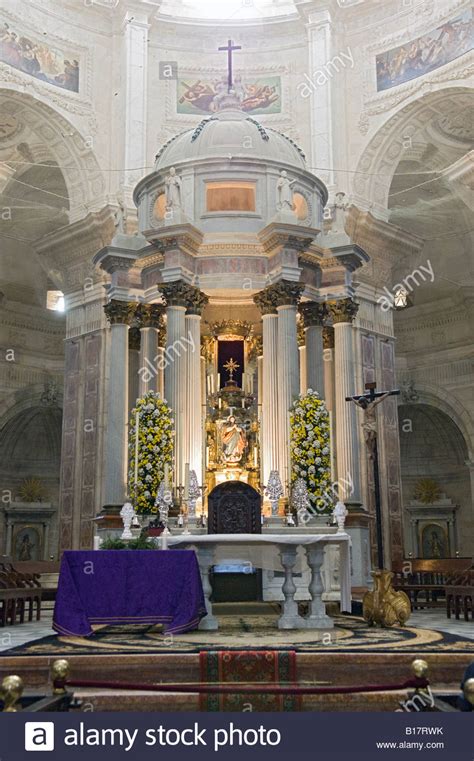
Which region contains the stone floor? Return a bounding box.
[406,609,474,640]
[0,607,472,655]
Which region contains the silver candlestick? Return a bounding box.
[264,470,284,516]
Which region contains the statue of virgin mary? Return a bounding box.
[221,415,247,464]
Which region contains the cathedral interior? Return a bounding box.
[0,0,473,719]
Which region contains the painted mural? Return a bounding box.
[0,21,79,92]
[376,9,473,91]
[177,75,281,115]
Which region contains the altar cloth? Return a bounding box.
[53,550,206,637]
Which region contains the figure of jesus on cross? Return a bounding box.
[346,381,400,570]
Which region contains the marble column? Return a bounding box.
[103,300,132,506]
[185,291,208,487]
[323,327,336,481]
[329,298,361,504]
[137,304,165,397]
[253,292,280,489]
[276,284,303,493]
[257,354,264,482]
[256,282,303,493]
[159,281,207,491]
[128,328,140,412]
[300,302,328,398]
[299,346,307,395]
[323,327,335,414]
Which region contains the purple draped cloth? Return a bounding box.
[53,550,206,637]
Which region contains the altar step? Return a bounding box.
[2,651,467,710]
[67,687,437,712]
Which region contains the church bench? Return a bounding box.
[445,569,474,621]
[391,559,473,610]
[0,567,42,626]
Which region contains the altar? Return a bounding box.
[167,532,351,630]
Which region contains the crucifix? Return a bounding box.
[218,39,242,91]
[346,381,400,570]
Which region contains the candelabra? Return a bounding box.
[291,478,311,518]
[264,470,284,516]
[154,481,173,535]
[120,502,135,540]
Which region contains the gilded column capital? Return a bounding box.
[254,280,304,313]
[135,303,165,329]
[186,289,209,316]
[299,301,329,328]
[158,280,208,314]
[104,300,134,326]
[323,326,335,349]
[253,290,278,315]
[328,298,359,324]
[270,280,304,307]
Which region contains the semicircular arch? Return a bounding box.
[0,88,105,219]
[352,86,474,219]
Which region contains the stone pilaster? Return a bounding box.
[300,302,328,398]
[103,300,134,507]
[328,298,361,504]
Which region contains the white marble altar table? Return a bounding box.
[167,533,351,631]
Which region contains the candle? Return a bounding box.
[241,398,245,409]
[253,445,258,467]
[164,463,170,489]
[217,373,221,389]
[161,531,168,550]
[218,397,222,410]
[210,374,214,394]
[184,462,190,501]
[134,410,139,486]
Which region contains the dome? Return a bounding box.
[154,108,306,171]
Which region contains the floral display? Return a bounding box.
[128,391,174,514]
[290,389,332,513]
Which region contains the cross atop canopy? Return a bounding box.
[218,39,242,91]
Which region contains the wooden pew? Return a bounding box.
[392,559,473,610]
[0,565,43,626]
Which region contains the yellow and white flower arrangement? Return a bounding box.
[290,389,331,512]
[128,391,174,514]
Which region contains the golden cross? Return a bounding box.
[223,357,240,382]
